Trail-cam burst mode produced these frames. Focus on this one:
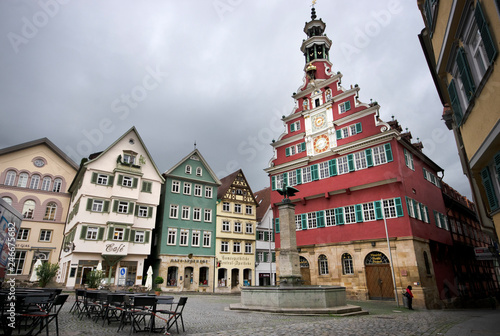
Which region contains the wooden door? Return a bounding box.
[365,264,394,299]
[300,256,311,285]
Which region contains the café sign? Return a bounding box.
[103,243,127,255]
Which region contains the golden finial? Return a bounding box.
[312,0,317,6]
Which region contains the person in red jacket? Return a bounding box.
[405,285,414,310]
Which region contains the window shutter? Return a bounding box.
[424,0,434,30]
[365,149,373,167]
[108,227,114,240]
[311,165,319,181]
[316,211,325,227]
[456,47,476,100]
[345,100,351,111]
[301,214,307,230]
[132,178,138,189]
[481,167,499,211]
[113,200,118,213]
[130,230,136,242]
[86,198,93,211]
[475,2,497,63]
[433,210,439,228]
[134,205,139,216]
[355,204,363,222]
[80,226,88,240]
[336,130,342,140]
[405,197,412,218]
[447,79,463,126]
[374,201,383,220]
[103,200,110,213]
[274,218,280,233]
[272,252,276,262]
[263,231,269,241]
[286,147,291,157]
[425,206,430,223]
[147,206,153,218]
[384,143,393,162]
[329,159,337,176]
[296,169,302,184]
[91,172,98,184]
[422,167,428,180]
[495,152,500,185]
[413,200,419,218]
[98,227,104,240]
[395,197,404,217]
[290,123,295,132]
[271,176,276,190]
[145,231,150,243]
[124,228,130,241]
[335,207,344,225]
[117,174,123,185]
[355,122,362,134]
[128,202,134,214]
[347,154,355,172]
[301,142,306,152]
[283,172,288,187]
[108,175,114,186]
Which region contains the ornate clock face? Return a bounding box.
[312,113,326,131]
[34,159,45,167]
[313,134,329,153]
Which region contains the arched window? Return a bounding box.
[22,200,35,219]
[318,254,329,275]
[4,171,16,186]
[43,202,57,221]
[199,266,209,286]
[185,165,192,174]
[17,173,28,188]
[196,167,202,176]
[52,178,62,192]
[29,175,40,189]
[424,251,431,275]
[2,197,12,205]
[342,253,354,275]
[41,177,51,191]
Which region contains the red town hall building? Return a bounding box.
[265,8,454,309]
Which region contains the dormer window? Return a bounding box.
[315,98,320,107]
[123,153,136,164]
[196,167,202,176]
[185,165,192,174]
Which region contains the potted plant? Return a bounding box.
[36,262,59,288]
[154,276,164,295]
[86,270,104,289]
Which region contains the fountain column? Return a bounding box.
[277,200,302,287]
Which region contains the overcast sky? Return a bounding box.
[0,0,472,199]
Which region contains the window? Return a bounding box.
[113,228,124,241]
[319,161,329,179]
[307,212,317,229]
[234,204,242,213]
[233,242,241,253]
[39,230,52,242]
[325,209,336,226]
[234,222,242,233]
[339,100,351,113]
[52,178,62,192]
[203,232,211,247]
[134,231,145,243]
[167,228,177,245]
[275,174,284,190]
[245,243,252,253]
[290,121,300,132]
[193,208,201,221]
[383,199,397,219]
[205,187,213,198]
[295,215,302,230]
[192,231,200,246]
[318,255,329,275]
[372,145,387,165]
[141,181,152,193]
[41,177,51,191]
[2,197,12,205]
[222,221,230,232]
[4,170,16,186]
[172,181,180,193]
[354,151,367,170]
[257,252,264,262]
[337,156,349,175]
[181,206,190,220]
[221,241,229,252]
[16,173,28,188]
[86,227,98,240]
[288,170,297,186]
[43,202,57,220]
[22,200,35,219]
[194,184,202,197]
[404,149,414,170]
[222,202,230,212]
[117,201,129,214]
[14,251,27,275]
[362,202,375,221]
[245,222,253,234]
[92,200,104,212]
[341,127,349,138]
[138,206,149,217]
[169,205,178,218]
[185,165,192,174]
[17,228,30,241]
[342,253,354,275]
[97,174,109,185]
[122,176,133,187]
[183,182,191,195]
[286,145,297,156]
[302,166,312,183]
[344,205,356,224]
[245,205,253,215]
[204,209,212,222]
[123,154,135,164]
[29,175,40,189]
[196,167,202,176]
[179,230,189,246]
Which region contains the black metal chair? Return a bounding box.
[157,297,188,334]
[117,295,156,335]
[39,294,68,336]
[69,289,85,314]
[101,293,125,326]
[17,294,53,336]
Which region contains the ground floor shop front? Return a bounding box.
[157,255,215,293]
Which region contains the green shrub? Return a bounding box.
[36,262,59,288]
[86,270,104,288]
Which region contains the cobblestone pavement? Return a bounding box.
[48,293,498,336]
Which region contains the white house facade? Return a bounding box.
[253,187,276,286]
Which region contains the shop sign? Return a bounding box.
[371,253,383,264]
[220,255,252,267]
[104,243,126,254]
[474,247,496,261]
[169,258,210,264]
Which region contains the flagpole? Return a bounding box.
[382,199,400,307]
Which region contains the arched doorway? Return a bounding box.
[184,267,194,290]
[364,251,394,300]
[300,256,311,285]
[231,268,239,290]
